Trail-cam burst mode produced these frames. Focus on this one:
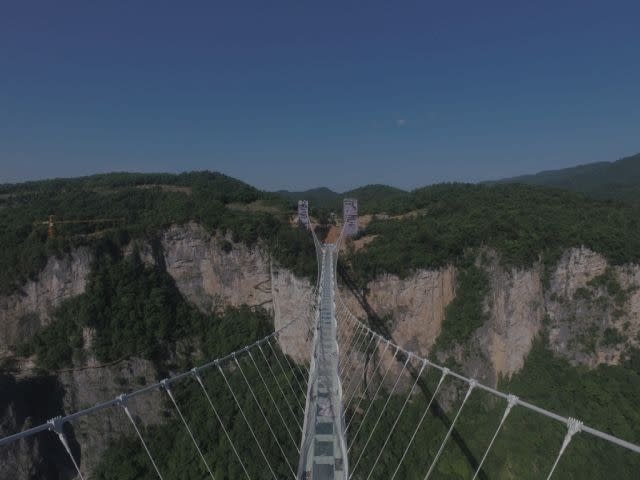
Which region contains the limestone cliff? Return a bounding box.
[0,248,92,355]
[338,247,640,389]
[0,222,314,479]
[4,222,640,477]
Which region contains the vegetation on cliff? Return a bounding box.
[0,171,316,295]
[16,237,286,370]
[347,338,640,479]
[344,183,640,286]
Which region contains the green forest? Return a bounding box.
[3,170,640,478]
[346,337,640,479]
[92,314,307,480]
[343,183,640,286]
[0,171,316,296]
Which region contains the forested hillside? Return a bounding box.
[0,171,315,295]
[344,183,640,285]
[3,171,640,478]
[494,152,640,202]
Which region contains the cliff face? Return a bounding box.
[160,223,273,313]
[0,248,92,355]
[0,222,314,479]
[4,222,640,477]
[159,223,313,362]
[339,247,640,387]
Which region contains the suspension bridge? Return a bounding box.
[1,222,640,479]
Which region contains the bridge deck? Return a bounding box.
[297,244,349,479]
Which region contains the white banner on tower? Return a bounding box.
[298,200,309,227]
[343,198,358,236]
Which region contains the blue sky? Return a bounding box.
[1,1,639,191]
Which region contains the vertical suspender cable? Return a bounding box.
[471,394,518,480]
[423,380,477,480]
[389,368,449,480]
[217,363,278,480]
[192,370,251,480]
[117,395,164,480]
[47,417,85,480]
[160,380,215,479]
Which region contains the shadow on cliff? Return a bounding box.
[0,374,83,480]
[337,262,488,480]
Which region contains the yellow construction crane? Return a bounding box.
[35,215,125,238]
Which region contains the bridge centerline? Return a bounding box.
[297,243,349,480]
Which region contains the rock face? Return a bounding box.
[0,248,92,355]
[340,267,456,357]
[161,223,273,313]
[4,223,640,477]
[159,223,313,362]
[57,358,163,475]
[338,247,640,388]
[0,222,315,479]
[480,255,545,379]
[0,358,162,480]
[546,248,640,367]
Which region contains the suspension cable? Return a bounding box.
[346,339,391,431]
[423,380,477,480]
[471,394,518,480]
[217,363,278,480]
[342,332,377,406]
[247,350,300,451]
[258,344,303,432]
[47,417,85,480]
[365,359,428,480]
[546,417,583,480]
[117,395,164,480]
[389,368,449,480]
[193,370,251,480]
[344,336,384,417]
[160,379,215,479]
[348,344,398,449]
[267,338,305,411]
[233,355,296,478]
[349,354,411,477]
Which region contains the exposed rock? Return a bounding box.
[159,223,313,361]
[339,247,640,390]
[339,267,456,357]
[0,248,92,355]
[546,249,640,367]
[161,223,274,313]
[480,255,545,379]
[271,265,314,363]
[57,358,163,475]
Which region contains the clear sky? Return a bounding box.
[1,1,639,191]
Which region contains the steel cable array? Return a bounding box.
[331,221,640,479]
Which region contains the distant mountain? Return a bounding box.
[275,184,409,213]
[494,153,640,201]
[275,187,340,207]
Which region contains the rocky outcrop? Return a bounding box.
[56,358,163,475]
[546,248,640,367]
[161,223,273,313]
[480,255,545,378]
[339,247,640,389]
[0,222,314,480]
[0,248,92,355]
[339,267,456,357]
[159,223,313,362]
